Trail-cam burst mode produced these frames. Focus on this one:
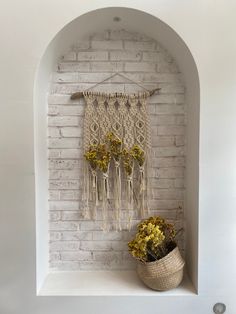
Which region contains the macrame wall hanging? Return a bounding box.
[78,91,152,232]
[71,74,160,232]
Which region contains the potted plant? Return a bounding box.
[128,216,185,291]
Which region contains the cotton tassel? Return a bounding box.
[82,163,90,220]
[91,169,98,220]
[145,151,151,217]
[127,174,134,231]
[114,161,122,231]
[139,165,146,218]
[102,172,109,232]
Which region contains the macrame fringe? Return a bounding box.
[82,162,90,220]
[102,172,109,232]
[126,174,134,231]
[114,161,122,231]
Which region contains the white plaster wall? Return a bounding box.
[48,29,185,271]
[1,1,236,314]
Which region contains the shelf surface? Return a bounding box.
[39,270,196,296]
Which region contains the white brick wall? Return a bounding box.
[48,29,186,271]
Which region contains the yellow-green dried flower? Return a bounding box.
[130,144,145,166]
[128,222,165,261]
[106,132,122,161]
[84,145,98,170]
[128,216,177,262]
[122,148,133,176]
[96,144,111,173]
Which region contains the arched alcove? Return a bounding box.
[34,7,199,295]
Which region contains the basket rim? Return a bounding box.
[137,246,183,266]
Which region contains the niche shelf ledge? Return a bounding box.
[38,270,196,296]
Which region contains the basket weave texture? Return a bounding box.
[137,246,185,291]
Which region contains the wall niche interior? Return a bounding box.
[34,7,199,296]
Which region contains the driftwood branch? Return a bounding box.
[70,88,161,100]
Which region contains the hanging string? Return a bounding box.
[70,72,160,100]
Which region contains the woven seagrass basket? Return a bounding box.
[137,246,185,291]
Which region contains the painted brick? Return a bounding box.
[90,61,123,72]
[151,157,185,167]
[153,146,185,157]
[48,138,81,149]
[61,251,92,261]
[157,167,185,178]
[49,160,80,170]
[48,116,79,127]
[149,94,185,104]
[49,170,81,180]
[48,127,60,137]
[148,200,184,210]
[76,72,112,83]
[61,231,92,241]
[60,190,81,200]
[50,241,80,251]
[149,178,175,189]
[91,40,123,50]
[53,72,78,84]
[49,221,80,231]
[155,105,185,115]
[152,189,184,200]
[48,94,84,105]
[110,51,142,61]
[151,115,185,126]
[109,30,151,41]
[51,83,92,94]
[58,62,90,72]
[49,180,79,190]
[48,149,61,158]
[77,51,108,61]
[90,30,110,40]
[111,241,128,251]
[80,241,112,251]
[50,232,61,241]
[49,190,60,201]
[49,211,61,221]
[50,252,61,261]
[152,136,175,147]
[175,136,185,146]
[93,231,123,241]
[124,41,156,51]
[49,201,79,211]
[157,61,179,73]
[76,41,90,50]
[175,178,185,188]
[142,52,159,62]
[60,149,82,159]
[124,62,156,72]
[61,211,83,221]
[93,252,122,264]
[80,221,103,231]
[60,127,82,137]
[61,51,76,61]
[158,83,185,94]
[157,126,185,135]
[50,261,80,271]
[48,105,84,116]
